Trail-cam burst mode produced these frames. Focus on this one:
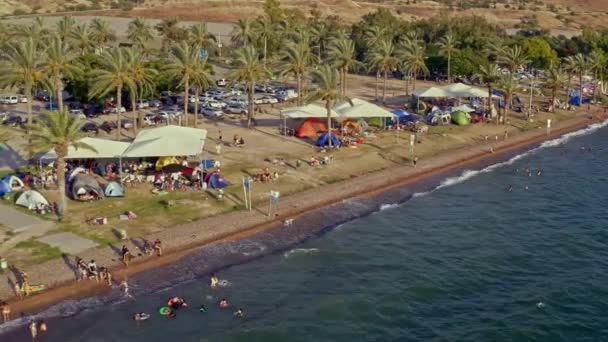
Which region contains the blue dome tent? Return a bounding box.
[316,132,340,147]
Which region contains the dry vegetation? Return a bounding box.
[4,0,608,32]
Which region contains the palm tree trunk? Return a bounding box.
[579,72,583,106]
[263,36,267,66]
[375,72,379,101]
[297,73,302,106]
[131,94,138,134]
[183,78,189,126]
[25,84,32,134]
[565,72,571,105]
[412,72,417,91]
[326,100,332,148]
[487,85,493,118]
[551,88,556,113]
[382,69,387,104]
[343,68,348,97]
[55,77,64,113]
[56,148,68,212]
[447,53,451,82]
[116,86,122,139]
[194,87,199,127]
[247,82,254,128]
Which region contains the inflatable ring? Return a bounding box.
[159,306,172,316]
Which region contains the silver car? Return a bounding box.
[201,106,223,118]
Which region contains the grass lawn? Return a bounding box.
[14,240,63,265]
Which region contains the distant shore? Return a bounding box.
[0,110,604,323]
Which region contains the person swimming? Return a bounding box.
[210,274,219,288]
[536,170,542,176]
[234,308,244,318]
[508,185,513,192]
[219,298,230,309]
[168,297,188,309]
[199,305,207,313]
[133,312,150,321]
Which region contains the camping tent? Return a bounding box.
[0,181,10,197]
[15,190,49,210]
[316,132,340,147]
[296,118,327,138]
[451,111,470,125]
[1,175,24,192]
[39,137,130,160]
[204,172,229,189]
[68,166,87,182]
[104,181,125,197]
[122,126,207,158]
[70,175,104,200]
[155,156,178,170]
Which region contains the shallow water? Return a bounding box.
[5,123,608,341]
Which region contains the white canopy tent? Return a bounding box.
[414,83,495,98]
[335,98,395,118]
[122,125,207,158]
[451,104,476,113]
[40,137,130,160]
[414,87,452,98]
[281,104,340,119]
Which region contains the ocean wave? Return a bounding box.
[379,203,400,211]
[283,248,320,259]
[411,119,608,199]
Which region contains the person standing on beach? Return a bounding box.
[1,301,10,322]
[153,239,163,256]
[413,156,418,167]
[121,245,133,267]
[29,320,37,341]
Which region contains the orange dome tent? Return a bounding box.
[296,118,327,138]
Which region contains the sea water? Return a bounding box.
[4,123,608,342]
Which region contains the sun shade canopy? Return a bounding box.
[122,125,207,158]
[40,137,130,160]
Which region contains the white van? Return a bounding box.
[5,95,18,104]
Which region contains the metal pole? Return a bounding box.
[267,196,272,217]
[248,181,252,211]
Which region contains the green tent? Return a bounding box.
[451,110,470,126]
[367,117,384,127]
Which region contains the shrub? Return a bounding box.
[12,8,28,15]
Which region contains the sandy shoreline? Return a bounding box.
[0,111,604,321]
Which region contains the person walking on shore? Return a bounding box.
[120,279,133,299]
[29,320,37,341]
[121,245,133,267]
[413,156,418,167]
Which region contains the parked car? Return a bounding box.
[121,119,134,129]
[2,115,23,126]
[204,100,227,109]
[99,121,117,133]
[201,106,223,118]
[149,99,162,108]
[68,102,84,110]
[260,95,278,104]
[17,95,28,103]
[84,104,103,117]
[216,78,228,87]
[103,106,126,114]
[142,113,158,126]
[157,110,182,122]
[188,95,200,103]
[69,109,86,120]
[224,104,248,115]
[276,89,298,102]
[136,99,150,109]
[160,91,173,97]
[226,98,248,107]
[81,122,99,133]
[1,95,19,104]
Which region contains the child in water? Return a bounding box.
[219,299,230,309]
[210,274,219,288]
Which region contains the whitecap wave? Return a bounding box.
[379,203,399,211]
[283,248,320,259]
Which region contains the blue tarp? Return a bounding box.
[201,160,215,169]
[569,96,590,105]
[316,132,340,147]
[205,172,229,189]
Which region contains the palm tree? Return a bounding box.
[70,24,94,55]
[328,38,359,98]
[127,17,154,49]
[476,63,501,120]
[190,58,213,128]
[155,17,186,49]
[28,111,94,212]
[164,42,201,127]
[498,45,530,75]
[89,48,136,139]
[307,65,340,147]
[231,18,255,47]
[438,33,459,82]
[90,18,117,49]
[542,67,566,112]
[498,74,519,123]
[57,16,76,42]
[253,16,274,65]
[42,34,83,113]
[279,42,315,106]
[366,40,398,104]
[588,50,606,102]
[400,41,429,92]
[0,38,43,133]
[229,46,268,127]
[572,53,590,106]
[562,56,577,105]
[310,22,331,61]
[364,26,388,101]
[126,49,157,133]
[16,17,48,43]
[189,23,215,51]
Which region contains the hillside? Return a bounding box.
[4,0,608,33]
